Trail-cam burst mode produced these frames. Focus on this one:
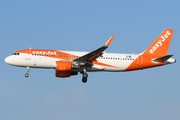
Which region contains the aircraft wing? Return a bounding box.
[73,35,114,65]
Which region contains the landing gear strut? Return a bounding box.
[25,67,30,78]
[82,69,88,83]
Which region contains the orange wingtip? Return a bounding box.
[105,35,115,46]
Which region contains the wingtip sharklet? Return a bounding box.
[105,35,115,46]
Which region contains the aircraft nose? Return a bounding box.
[5,56,11,64]
[5,56,9,63]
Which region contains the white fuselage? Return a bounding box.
[5,50,139,72]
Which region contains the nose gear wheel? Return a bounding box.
[25,67,30,78]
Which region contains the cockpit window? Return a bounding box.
[12,53,20,55]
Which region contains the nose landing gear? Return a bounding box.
[25,67,30,78]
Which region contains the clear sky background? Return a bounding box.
[0,0,180,120]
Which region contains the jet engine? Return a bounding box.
[56,61,78,78]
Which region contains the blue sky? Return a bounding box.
[1,0,180,120]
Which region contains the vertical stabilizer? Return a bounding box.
[143,29,174,56]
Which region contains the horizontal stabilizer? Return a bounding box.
[153,55,173,62]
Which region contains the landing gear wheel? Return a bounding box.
[25,73,29,78]
[82,78,87,83]
[82,72,88,83]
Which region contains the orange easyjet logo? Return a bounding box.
[149,31,171,54]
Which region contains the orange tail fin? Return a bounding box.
[143,29,174,57]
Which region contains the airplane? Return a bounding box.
[5,29,176,83]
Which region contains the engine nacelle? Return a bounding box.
[56,61,78,78]
[56,61,72,71]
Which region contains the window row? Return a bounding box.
[32,54,79,58]
[98,57,134,61]
[31,54,134,61]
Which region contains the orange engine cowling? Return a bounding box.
[56,61,72,71]
[56,61,78,78]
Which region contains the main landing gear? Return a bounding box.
[25,67,30,78]
[82,69,88,83]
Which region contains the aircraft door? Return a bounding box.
[137,55,143,65]
[25,49,31,60]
